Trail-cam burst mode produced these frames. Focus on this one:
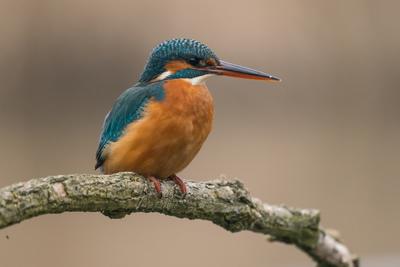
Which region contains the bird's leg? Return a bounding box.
[147,176,162,196]
[169,174,187,195]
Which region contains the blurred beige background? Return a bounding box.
[0,0,399,266]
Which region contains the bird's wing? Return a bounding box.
[95,82,165,170]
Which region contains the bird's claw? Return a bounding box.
[147,176,162,197]
[170,174,187,195]
[146,175,187,197]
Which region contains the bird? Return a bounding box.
[95,38,280,195]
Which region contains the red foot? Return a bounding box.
[170,174,187,194]
[147,176,162,196]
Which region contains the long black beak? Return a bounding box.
[207,60,281,82]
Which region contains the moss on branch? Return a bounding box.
[0,172,358,267]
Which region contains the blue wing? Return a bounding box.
[95,81,165,170]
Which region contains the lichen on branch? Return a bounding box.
[0,172,358,267]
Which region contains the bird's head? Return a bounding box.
[138,38,280,84]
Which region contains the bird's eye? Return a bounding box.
[188,57,207,67]
[188,57,200,66]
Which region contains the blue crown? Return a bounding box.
[139,38,218,83]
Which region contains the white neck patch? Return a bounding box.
[185,74,215,85]
[152,70,173,82]
[151,71,214,85]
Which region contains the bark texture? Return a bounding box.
[0,172,358,267]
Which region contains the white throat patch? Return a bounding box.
[185,74,215,85]
[152,72,214,85]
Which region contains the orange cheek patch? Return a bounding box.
[165,60,192,72]
[206,58,217,66]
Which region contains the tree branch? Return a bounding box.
[0,172,358,267]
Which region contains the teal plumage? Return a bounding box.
[95,38,280,194]
[96,38,219,170]
[95,81,165,170]
[139,38,218,83]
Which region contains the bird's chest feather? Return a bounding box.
[158,79,214,140]
[142,79,214,159]
[105,79,214,177]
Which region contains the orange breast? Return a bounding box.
[103,79,214,178]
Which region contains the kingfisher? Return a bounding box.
[95,38,280,195]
